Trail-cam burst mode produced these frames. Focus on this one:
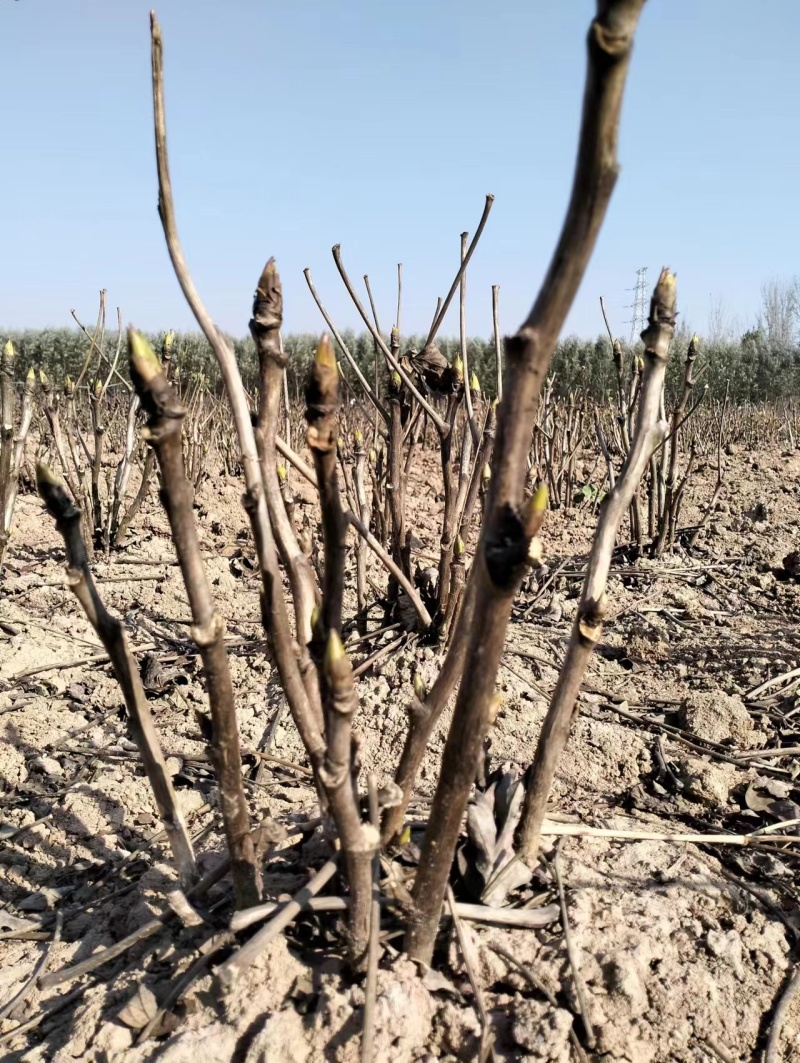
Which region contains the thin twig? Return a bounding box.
[0,912,62,1022]
[488,942,589,1063]
[361,775,381,1063]
[230,896,560,933]
[540,823,800,847]
[552,844,594,1048]
[137,930,234,1044]
[766,965,800,1063]
[218,858,339,988]
[447,884,494,1061]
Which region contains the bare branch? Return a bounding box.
[517,267,676,863]
[406,0,646,964]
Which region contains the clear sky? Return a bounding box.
[3,1,798,344]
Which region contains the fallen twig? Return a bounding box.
[552,844,594,1048]
[137,930,234,1044]
[0,912,62,1022]
[0,984,86,1052]
[540,823,800,847]
[38,853,232,990]
[766,965,800,1063]
[361,776,381,1063]
[447,884,494,1061]
[218,858,339,988]
[231,896,561,933]
[488,941,589,1063]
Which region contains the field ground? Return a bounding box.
[2,442,800,1061]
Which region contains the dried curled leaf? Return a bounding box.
[117,983,158,1030]
[457,763,533,906]
[18,886,71,911]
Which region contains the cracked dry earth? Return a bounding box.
[2,441,800,1061]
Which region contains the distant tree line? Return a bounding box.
[5,276,800,407]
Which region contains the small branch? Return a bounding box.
[492,285,502,403]
[218,858,339,989]
[331,245,447,434]
[129,331,257,907]
[251,259,319,652]
[552,844,594,1048]
[39,852,233,990]
[0,913,62,1022]
[344,509,431,629]
[149,11,326,797]
[517,268,676,864]
[766,966,800,1063]
[382,577,477,843]
[361,775,381,1063]
[406,0,646,965]
[489,942,590,1063]
[425,195,495,345]
[303,268,388,424]
[36,464,197,888]
[230,895,560,933]
[538,822,800,846]
[447,884,494,1059]
[306,335,347,635]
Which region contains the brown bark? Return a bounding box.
[305,335,347,636]
[517,268,676,865]
[149,12,326,792]
[250,259,322,727]
[129,330,259,908]
[305,338,376,966]
[406,0,646,964]
[0,342,17,563]
[36,464,197,888]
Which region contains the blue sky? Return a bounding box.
[3,1,799,343]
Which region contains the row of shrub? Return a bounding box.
[4,324,800,406]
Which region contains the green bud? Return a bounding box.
[35,462,60,489]
[524,483,549,538]
[128,329,163,385]
[314,333,336,372]
[324,628,345,676]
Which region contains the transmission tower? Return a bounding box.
[626,266,648,344]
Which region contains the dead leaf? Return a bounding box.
[0,912,39,931]
[18,886,71,911]
[117,983,159,1030]
[745,783,775,813]
[417,964,465,1001]
[767,798,800,822]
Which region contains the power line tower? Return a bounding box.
[626,267,648,344]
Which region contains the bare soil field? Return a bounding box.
[2,441,800,1061]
